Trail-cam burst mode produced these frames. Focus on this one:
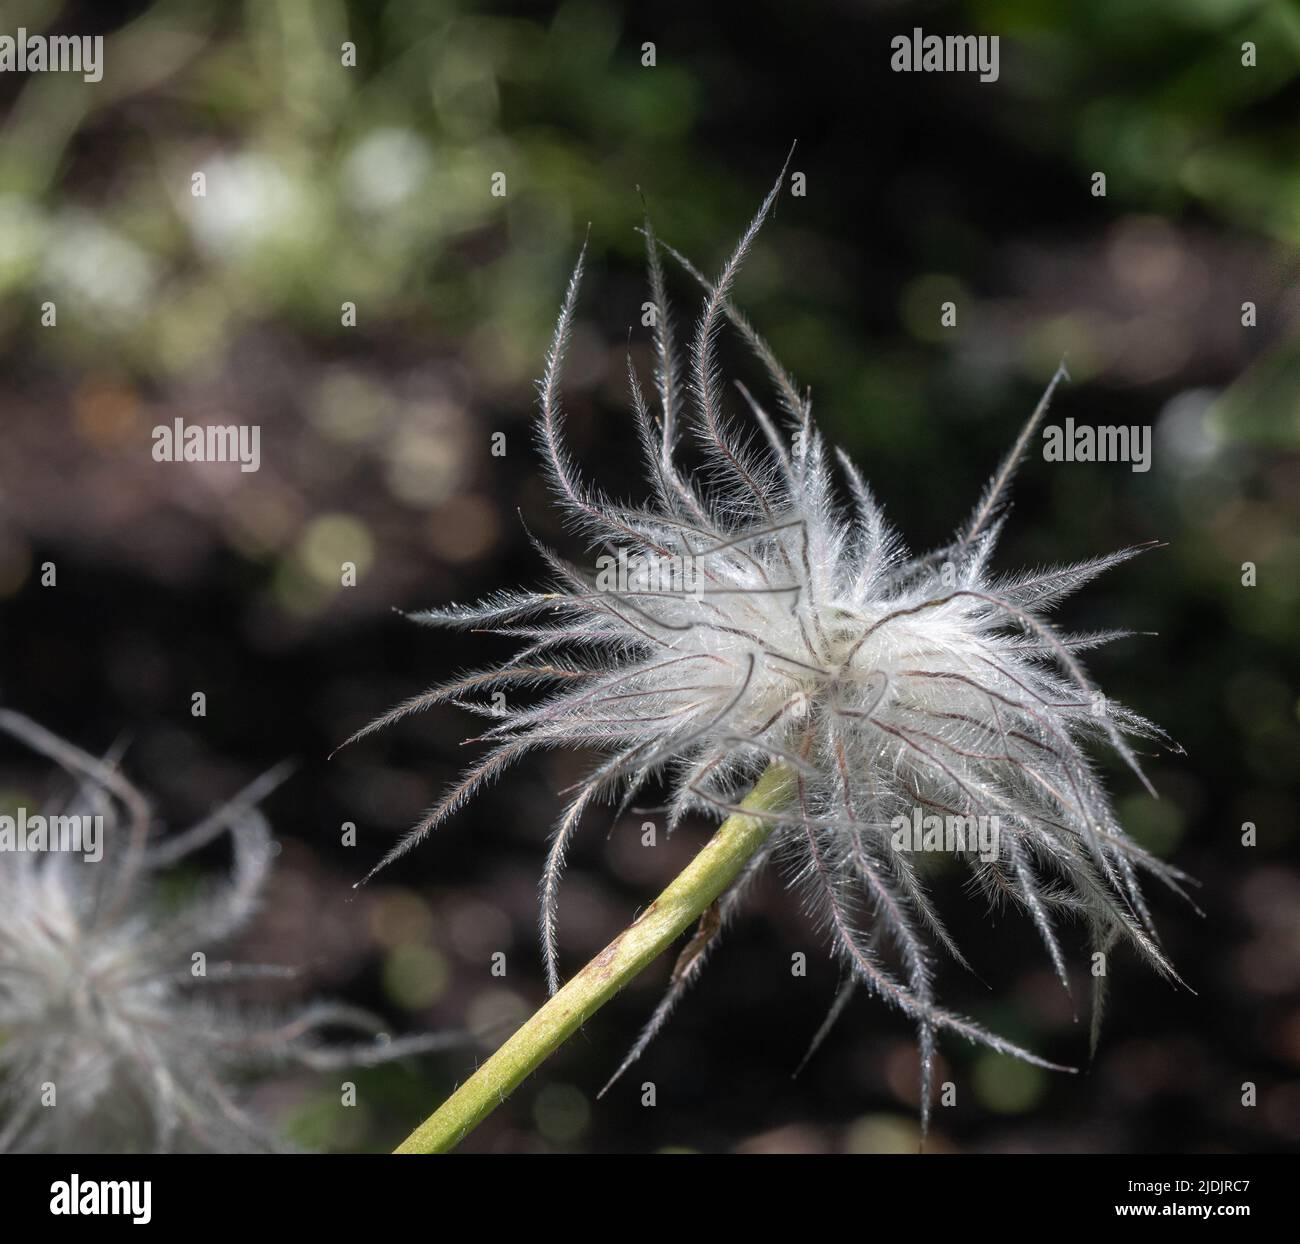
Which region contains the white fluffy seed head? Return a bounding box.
[359,171,1192,1131]
[0,711,460,1152]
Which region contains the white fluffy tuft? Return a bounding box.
[0,711,463,1152]
[363,173,1193,1132]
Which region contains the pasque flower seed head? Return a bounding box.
[352,167,1193,1130]
[0,711,461,1152]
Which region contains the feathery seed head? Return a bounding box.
[357,170,1193,1131]
[0,711,460,1152]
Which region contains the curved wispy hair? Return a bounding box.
[350,168,1193,1130]
[0,711,462,1153]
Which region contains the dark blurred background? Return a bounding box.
[0,0,1297,1153]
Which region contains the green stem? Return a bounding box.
[394,763,793,1154]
